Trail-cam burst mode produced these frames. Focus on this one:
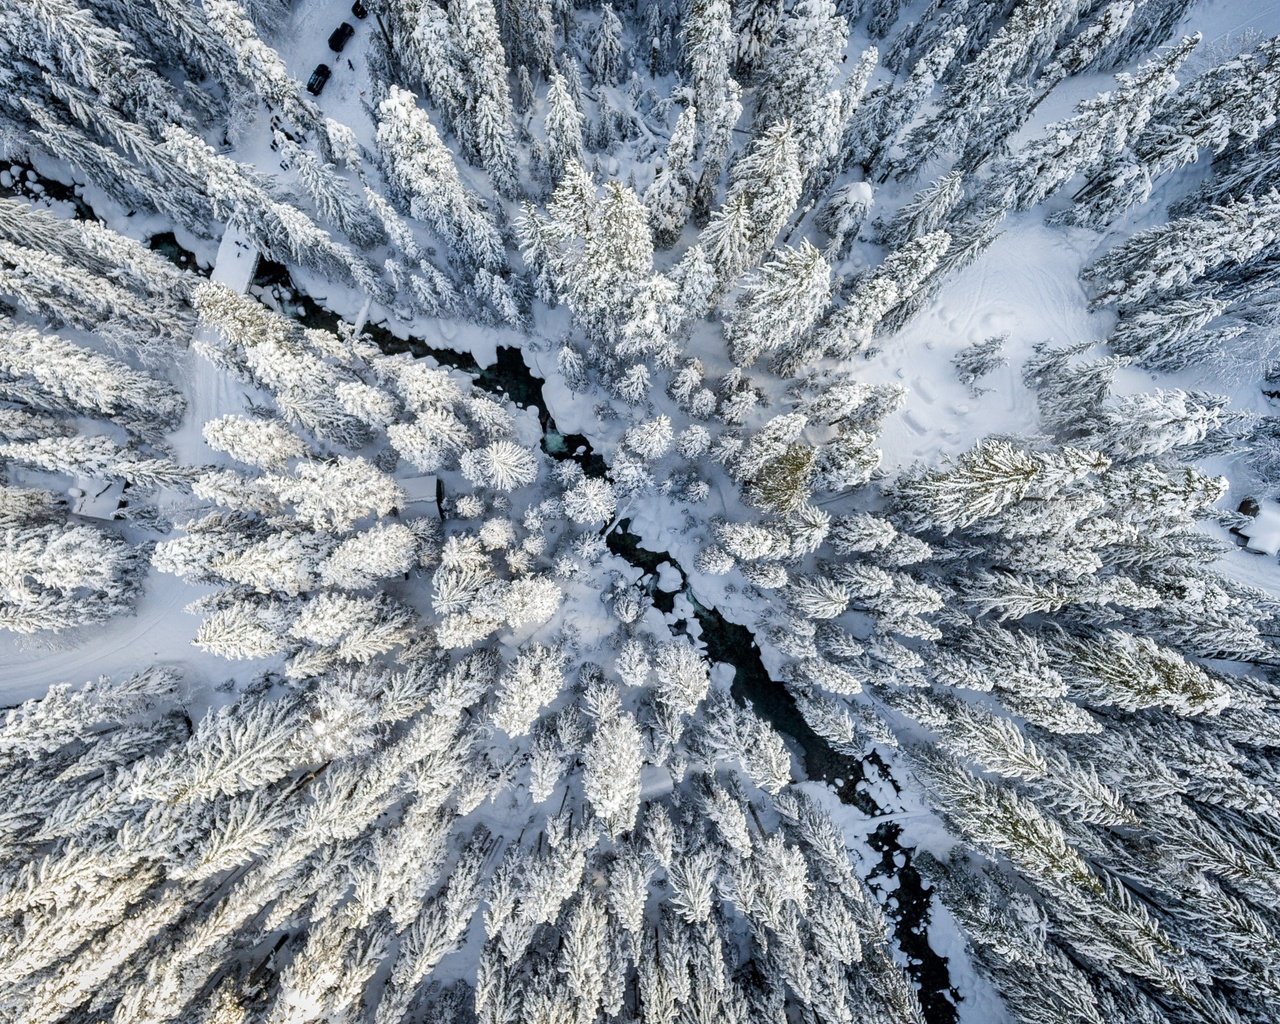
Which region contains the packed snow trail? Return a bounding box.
[169,223,258,465]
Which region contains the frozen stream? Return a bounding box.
[251,258,961,1019]
[604,518,959,1023]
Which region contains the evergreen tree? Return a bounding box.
[690,79,743,223]
[12,0,186,125]
[0,521,144,633]
[201,415,308,470]
[0,240,192,349]
[703,120,802,282]
[816,181,873,258]
[451,0,520,196]
[645,103,698,247]
[896,0,1084,176]
[1039,0,1138,92]
[588,3,626,86]
[275,134,386,249]
[460,440,540,491]
[686,0,733,119]
[563,477,617,526]
[852,27,966,178]
[989,34,1197,213]
[376,86,505,273]
[264,458,404,531]
[725,241,831,367]
[881,168,963,247]
[583,684,643,837]
[0,322,184,436]
[755,0,847,173]
[543,69,585,183]
[0,197,192,301]
[1073,35,1280,227]
[1096,0,1198,69]
[1083,188,1280,310]
[163,126,369,290]
[812,229,950,359]
[202,0,322,139]
[734,0,783,76]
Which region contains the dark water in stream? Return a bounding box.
[0,165,210,279]
[0,162,95,218]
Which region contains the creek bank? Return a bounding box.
[604,519,959,1023]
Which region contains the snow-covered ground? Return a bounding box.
[5,2,1280,1019]
[866,218,1096,471]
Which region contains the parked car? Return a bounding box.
[351,0,368,18]
[306,64,332,95]
[328,22,355,52]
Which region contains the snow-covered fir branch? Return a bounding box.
[2,1,1280,1023]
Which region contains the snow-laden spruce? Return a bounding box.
[3,2,1280,1023]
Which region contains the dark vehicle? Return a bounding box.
[305,64,332,95]
[351,0,368,18]
[328,22,355,52]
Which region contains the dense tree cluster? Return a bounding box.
[1,2,1279,1023]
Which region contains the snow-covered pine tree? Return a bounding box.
[275,134,386,248]
[0,197,193,302]
[375,86,505,274]
[809,229,951,361]
[852,27,966,179]
[543,68,585,184]
[894,0,1084,176]
[1083,187,1280,310]
[0,322,184,437]
[644,103,698,247]
[703,119,802,282]
[588,3,626,87]
[1073,35,1280,227]
[202,0,322,140]
[755,0,847,173]
[201,414,308,470]
[0,520,144,633]
[724,240,831,367]
[450,0,520,197]
[989,34,1197,213]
